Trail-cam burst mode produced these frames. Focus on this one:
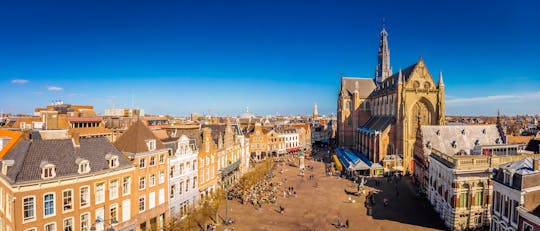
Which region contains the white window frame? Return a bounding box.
[43,192,55,218]
[159,170,165,184]
[63,217,74,231]
[138,196,146,212]
[95,182,105,204]
[150,174,156,187]
[22,196,36,223]
[80,186,90,208]
[139,158,146,168]
[62,189,74,213]
[122,176,131,196]
[44,222,56,231]
[109,180,119,200]
[110,203,118,224]
[80,212,90,231]
[139,177,146,190]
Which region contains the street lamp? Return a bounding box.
[90,217,118,231]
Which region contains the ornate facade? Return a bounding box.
[337,25,445,172]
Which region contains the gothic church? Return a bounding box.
[337,25,445,172]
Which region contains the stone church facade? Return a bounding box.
[337,25,445,173]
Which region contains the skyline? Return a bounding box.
[1,0,539,116]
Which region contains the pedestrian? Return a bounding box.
[346,219,349,228]
[337,215,341,228]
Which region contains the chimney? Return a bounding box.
[533,158,538,171]
[72,132,80,147]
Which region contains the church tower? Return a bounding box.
[375,21,392,85]
[313,103,319,118]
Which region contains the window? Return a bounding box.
[122,199,131,222]
[41,164,56,179]
[170,166,175,178]
[63,190,73,211]
[524,222,533,231]
[95,183,105,204]
[110,180,119,200]
[150,174,156,187]
[459,192,469,208]
[180,164,184,175]
[80,213,90,231]
[179,181,183,195]
[80,186,90,207]
[110,204,118,223]
[123,177,131,195]
[193,177,197,189]
[193,160,197,170]
[147,139,156,151]
[23,197,35,221]
[63,217,74,231]
[139,177,146,190]
[186,179,190,192]
[139,158,146,168]
[474,191,483,206]
[504,196,510,217]
[78,160,90,174]
[150,156,156,166]
[159,171,165,184]
[170,185,176,199]
[139,196,145,212]
[108,156,119,168]
[513,200,519,223]
[44,193,55,216]
[159,154,165,164]
[45,222,56,231]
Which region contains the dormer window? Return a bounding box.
[106,154,119,169]
[461,129,466,135]
[451,141,457,148]
[40,162,56,179]
[436,130,440,136]
[146,139,156,151]
[482,129,486,134]
[475,140,480,146]
[426,141,432,148]
[76,158,91,174]
[496,138,501,144]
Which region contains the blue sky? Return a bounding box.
[1,0,539,116]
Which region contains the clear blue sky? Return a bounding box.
[1,0,539,116]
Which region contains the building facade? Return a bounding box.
[168,135,198,217]
[337,25,445,172]
[114,120,170,231]
[423,125,539,230]
[0,132,136,231]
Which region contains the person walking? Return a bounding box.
[345,219,349,228]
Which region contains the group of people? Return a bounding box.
[231,175,280,210]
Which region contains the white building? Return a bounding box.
[168,135,198,217]
[491,157,540,231]
[423,125,518,230]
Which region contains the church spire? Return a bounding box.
[375,19,392,85]
[438,71,444,87]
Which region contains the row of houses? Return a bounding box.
[0,102,313,231]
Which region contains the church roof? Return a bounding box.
[340,77,376,98]
[374,62,418,94]
[360,116,395,131]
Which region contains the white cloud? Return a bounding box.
[447,91,540,105]
[11,79,29,84]
[48,86,63,91]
